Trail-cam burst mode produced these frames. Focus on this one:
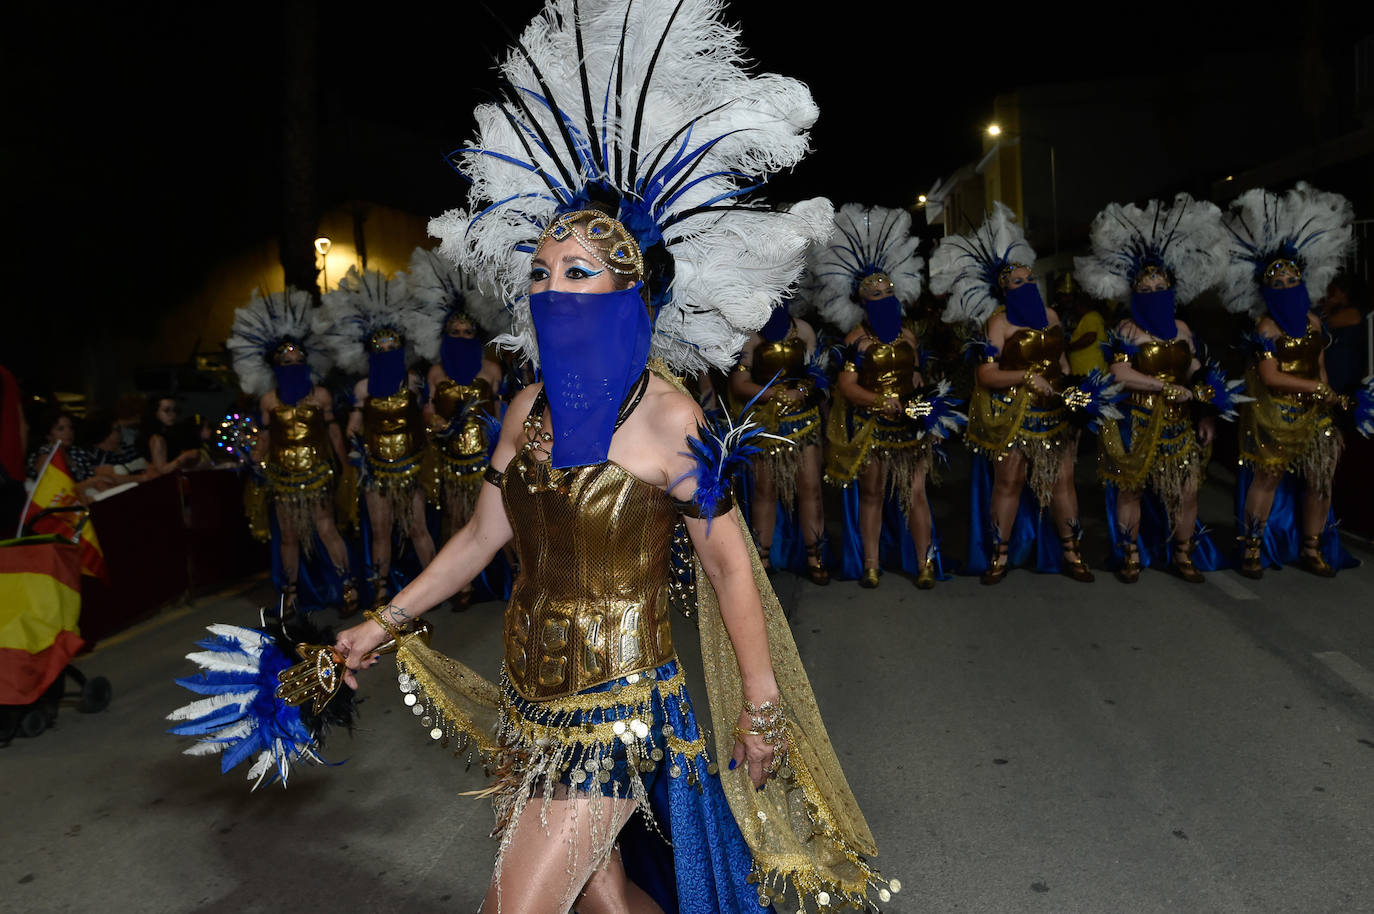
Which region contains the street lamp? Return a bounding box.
[314,236,332,292]
[983,124,1057,258]
[917,194,928,206]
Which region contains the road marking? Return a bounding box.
[1208,572,1259,601]
[1313,651,1374,703]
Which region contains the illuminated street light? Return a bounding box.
[986,124,1002,137]
[917,194,928,206]
[315,236,332,292]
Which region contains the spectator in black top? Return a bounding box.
[143,395,206,474]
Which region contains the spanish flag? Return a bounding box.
[0,539,85,705]
[20,443,107,581]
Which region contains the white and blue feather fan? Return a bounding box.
[812,203,923,332]
[428,0,833,375]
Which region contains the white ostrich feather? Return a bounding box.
[205,623,270,651]
[314,266,422,375]
[812,203,923,332]
[1219,182,1355,315]
[166,691,257,723]
[1074,193,1226,305]
[403,246,509,363]
[931,202,1038,324]
[429,0,826,375]
[225,288,330,398]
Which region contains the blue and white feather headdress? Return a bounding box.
[1219,182,1354,316]
[428,0,833,375]
[403,246,507,363]
[314,265,422,375]
[226,287,329,398]
[1075,193,1226,305]
[812,203,923,332]
[930,201,1038,324]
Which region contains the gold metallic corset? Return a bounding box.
[857,337,917,401]
[363,389,423,462]
[268,401,330,473]
[433,378,494,458]
[751,337,807,385]
[998,325,1065,379]
[1132,338,1192,384]
[1273,327,1322,380]
[500,451,676,701]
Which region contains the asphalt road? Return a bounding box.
[4,469,1373,914]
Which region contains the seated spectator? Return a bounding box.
[110,393,148,468]
[75,410,158,497]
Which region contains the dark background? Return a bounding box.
[3,1,1368,392]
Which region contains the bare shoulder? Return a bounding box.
[1045,306,1064,328]
[795,317,818,345]
[1256,315,1282,339]
[351,377,368,403]
[645,376,705,433]
[506,382,542,426]
[843,325,866,346]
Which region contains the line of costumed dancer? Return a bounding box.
[175,1,903,911]
[225,248,513,617]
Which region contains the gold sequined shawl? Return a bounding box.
[822,390,877,486]
[966,382,1035,455]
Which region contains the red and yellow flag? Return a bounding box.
[21,444,107,580]
[0,539,85,705]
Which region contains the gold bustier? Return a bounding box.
[998,324,1065,379]
[1273,326,1322,380]
[268,401,330,473]
[857,337,917,401]
[433,377,494,458]
[363,389,423,462]
[751,337,807,386]
[500,451,676,701]
[1131,338,1192,383]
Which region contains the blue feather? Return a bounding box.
[1353,377,1374,439]
[1197,361,1252,422]
[673,383,778,532]
[1062,369,1127,431]
[905,380,968,443]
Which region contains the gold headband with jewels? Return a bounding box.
[857,272,893,297]
[1263,258,1303,283]
[1134,264,1172,289]
[533,210,645,280]
[367,327,404,352]
[444,311,478,332]
[998,261,1032,286]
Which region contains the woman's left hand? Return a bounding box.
[730,705,786,790]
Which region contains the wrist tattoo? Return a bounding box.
[383,603,412,625]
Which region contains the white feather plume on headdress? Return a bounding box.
[428,0,831,374]
[403,246,508,363]
[930,202,1038,324]
[314,266,420,375]
[1074,193,1226,305]
[811,203,923,332]
[1219,182,1355,315]
[226,287,329,398]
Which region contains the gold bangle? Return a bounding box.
[1022,367,1041,386]
[363,608,404,641]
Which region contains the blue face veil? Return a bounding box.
[760,302,792,342]
[273,363,313,405]
[1004,281,1049,330]
[440,336,484,386]
[863,295,903,343]
[530,282,652,469]
[1129,288,1178,340]
[367,347,408,398]
[1261,283,1313,339]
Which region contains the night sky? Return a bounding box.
[3,0,1357,388]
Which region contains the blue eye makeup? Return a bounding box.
[567,266,604,280]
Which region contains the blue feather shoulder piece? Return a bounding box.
[962,334,999,362]
[674,386,783,531]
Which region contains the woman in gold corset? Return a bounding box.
[423,312,504,607]
[1076,193,1228,584]
[729,298,829,584]
[815,203,942,588]
[1222,184,1357,578]
[318,266,438,611]
[932,202,1093,585]
[227,287,357,613]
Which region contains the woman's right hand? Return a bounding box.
[1028,373,1054,397]
[334,618,389,689]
